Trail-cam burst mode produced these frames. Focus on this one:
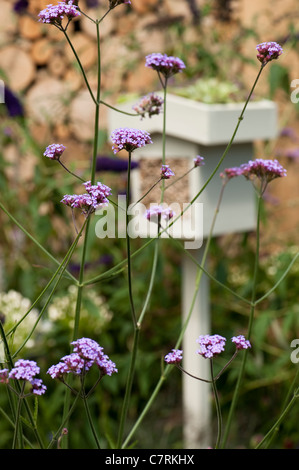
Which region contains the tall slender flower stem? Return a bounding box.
[122,171,228,448]
[255,388,299,449]
[12,382,25,449]
[160,79,168,204]
[221,194,262,448]
[62,20,102,446]
[125,150,137,327]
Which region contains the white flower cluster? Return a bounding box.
[0,290,39,359]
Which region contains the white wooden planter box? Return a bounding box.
[108,94,278,244]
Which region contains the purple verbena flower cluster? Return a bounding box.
[221,158,287,193]
[132,93,164,120]
[232,335,251,350]
[38,1,80,26]
[111,127,153,154]
[61,180,112,215]
[0,359,46,396]
[145,53,186,78]
[256,42,283,66]
[160,164,175,179]
[164,349,183,364]
[145,205,175,222]
[194,155,205,167]
[44,143,66,160]
[47,337,117,379]
[196,334,227,359]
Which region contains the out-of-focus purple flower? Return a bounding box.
[231,335,251,350]
[145,53,186,78]
[220,166,243,180]
[109,0,131,8]
[4,87,24,118]
[47,337,117,380]
[96,156,139,172]
[38,1,80,26]
[61,180,112,214]
[44,143,66,160]
[145,205,175,222]
[111,127,153,154]
[13,0,29,15]
[256,42,283,66]
[9,359,40,381]
[279,127,298,141]
[164,349,183,364]
[283,148,299,159]
[0,369,9,384]
[194,155,205,167]
[160,164,175,179]
[86,0,99,7]
[132,93,164,120]
[196,334,226,359]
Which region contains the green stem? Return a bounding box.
[117,327,140,448]
[63,29,97,106]
[255,388,299,449]
[82,392,101,449]
[221,194,262,448]
[160,80,168,204]
[125,150,137,327]
[12,383,25,449]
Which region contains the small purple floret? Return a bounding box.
[160,164,175,179]
[38,1,80,26]
[164,349,183,364]
[111,127,153,154]
[44,143,66,160]
[256,42,283,65]
[145,53,186,78]
[231,335,251,350]
[196,334,226,359]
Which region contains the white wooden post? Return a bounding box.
[182,245,211,449]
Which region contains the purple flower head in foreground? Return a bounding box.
[61,180,112,215]
[256,42,283,66]
[145,53,186,79]
[109,0,131,8]
[160,164,175,179]
[232,335,252,350]
[44,143,66,161]
[38,1,80,26]
[241,158,287,193]
[132,93,164,120]
[164,349,183,364]
[145,205,175,222]
[194,155,205,167]
[111,127,153,154]
[47,337,117,380]
[196,334,226,359]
